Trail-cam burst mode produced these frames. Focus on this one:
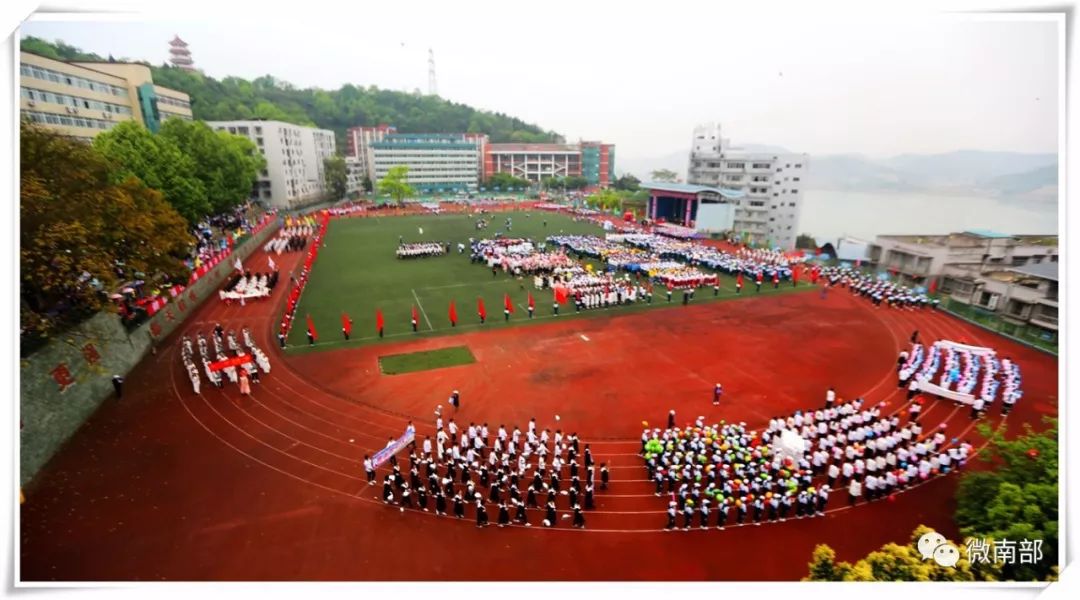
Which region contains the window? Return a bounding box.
[792,189,799,194]
[789,202,796,207]
[787,226,792,231]
[795,164,802,168]
[793,177,800,182]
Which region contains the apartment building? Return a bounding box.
[686,123,808,250]
[484,140,615,187]
[370,133,485,194]
[19,50,192,142]
[208,119,337,209]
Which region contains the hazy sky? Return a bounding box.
[20,4,1060,164]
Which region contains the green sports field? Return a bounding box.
[285,211,809,352]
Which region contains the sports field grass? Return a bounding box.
[378,346,477,374]
[285,211,812,352]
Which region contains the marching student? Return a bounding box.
[713,383,724,406]
[665,501,677,530]
[364,455,375,485]
[572,504,586,529]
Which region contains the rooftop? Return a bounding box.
[641,181,747,199]
[963,229,1013,239]
[487,143,579,152]
[1009,261,1059,281]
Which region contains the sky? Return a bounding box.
[18,2,1061,166]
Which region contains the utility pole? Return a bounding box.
[428,48,437,96]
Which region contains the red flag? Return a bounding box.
[736,272,744,287]
[478,297,487,319]
[412,305,419,324]
[376,308,384,332]
[504,293,514,313]
[928,279,938,295]
[527,292,535,309]
[306,314,317,340]
[666,280,674,291]
[773,271,779,283]
[449,300,458,324]
[755,272,763,284]
[554,286,569,304]
[341,312,352,335]
[793,268,801,283]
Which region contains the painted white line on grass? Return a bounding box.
[411,288,434,331]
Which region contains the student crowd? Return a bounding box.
[397,242,448,259]
[643,391,974,530]
[180,325,271,394]
[371,407,604,529]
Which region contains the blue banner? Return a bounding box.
[371,427,415,469]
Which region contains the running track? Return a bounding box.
[19,236,1058,581]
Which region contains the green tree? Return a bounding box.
[361,175,373,194]
[323,155,348,200]
[377,165,415,205]
[955,419,1058,581]
[650,169,679,182]
[540,176,564,191]
[487,172,530,191]
[159,119,265,214]
[20,123,193,352]
[93,121,210,224]
[804,525,1004,582]
[796,234,818,249]
[590,188,623,212]
[563,175,589,190]
[613,173,641,191]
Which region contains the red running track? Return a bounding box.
[19,241,1058,581]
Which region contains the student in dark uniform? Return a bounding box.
[489,483,501,504]
[497,502,510,527]
[544,500,558,527]
[699,501,710,529]
[435,491,447,516]
[584,484,595,510]
[382,476,393,503]
[665,502,677,530]
[476,501,489,528]
[399,484,412,510]
[600,463,610,490]
[716,500,729,530]
[567,487,578,509]
[583,445,593,467]
[453,493,466,519]
[526,486,539,509]
[572,504,586,529]
[277,332,286,349]
[682,503,694,530]
[514,498,529,525]
[416,486,428,511]
[667,409,676,429]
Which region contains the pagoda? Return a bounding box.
[168,35,195,71]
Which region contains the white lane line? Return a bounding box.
[411,288,434,331]
[580,334,590,342]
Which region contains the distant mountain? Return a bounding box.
[977,164,1058,197]
[807,150,1058,198]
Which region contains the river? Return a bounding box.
[799,189,1059,243]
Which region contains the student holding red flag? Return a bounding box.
[503,293,514,321]
[306,314,317,346]
[411,305,419,332]
[736,272,744,294]
[341,312,352,340]
[376,308,385,338]
[666,280,674,302]
[449,300,458,327]
[478,297,487,324]
[527,292,535,318]
[755,271,764,293]
[792,267,801,288]
[773,270,780,289]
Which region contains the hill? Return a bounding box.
[20,36,562,154]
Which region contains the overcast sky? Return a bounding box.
[20,4,1060,164]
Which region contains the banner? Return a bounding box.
[371,428,416,469]
[208,355,254,372]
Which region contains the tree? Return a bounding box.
[93,121,210,224]
[540,176,564,191]
[796,233,818,249]
[361,175,373,194]
[323,156,348,201]
[377,165,415,205]
[563,175,589,190]
[955,419,1058,581]
[650,169,679,183]
[804,525,1003,581]
[487,172,530,191]
[613,173,641,191]
[20,123,193,352]
[589,188,623,212]
[159,119,265,214]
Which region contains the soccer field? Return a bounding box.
[285,210,808,351]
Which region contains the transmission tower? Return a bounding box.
[428,48,438,96]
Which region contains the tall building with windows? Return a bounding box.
[686,123,808,250]
[208,119,337,209]
[345,123,397,181]
[19,50,192,143]
[370,133,485,193]
[483,140,615,187]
